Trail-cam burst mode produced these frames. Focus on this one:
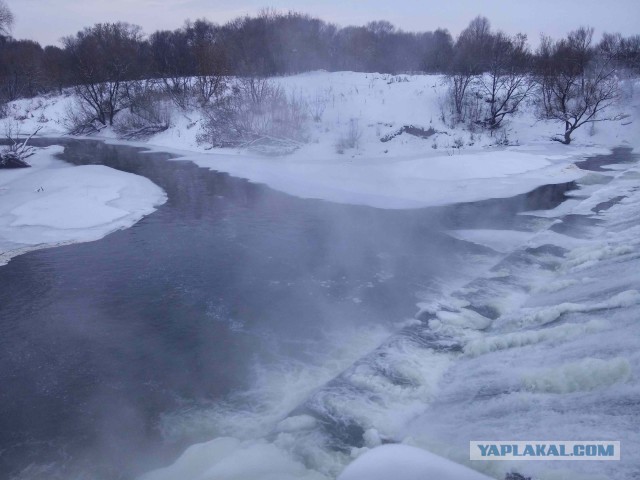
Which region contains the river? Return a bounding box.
[0,139,588,479]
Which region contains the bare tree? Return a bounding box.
[447,16,492,123]
[198,79,309,152]
[599,32,640,75]
[1,124,42,168]
[422,28,454,72]
[0,40,45,101]
[63,23,144,128]
[0,0,13,38]
[476,32,534,129]
[150,29,194,109]
[186,20,228,105]
[537,27,623,144]
[113,80,172,139]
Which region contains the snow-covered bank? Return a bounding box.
[3,72,637,209]
[165,147,587,209]
[0,146,166,265]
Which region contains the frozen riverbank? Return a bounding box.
[0,146,166,266]
[3,72,638,210]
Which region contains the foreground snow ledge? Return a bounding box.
[338,444,493,480]
[0,146,166,265]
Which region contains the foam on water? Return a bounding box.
[158,322,392,445]
[143,154,640,480]
[523,357,631,394]
[402,157,640,480]
[494,289,640,330]
[464,319,609,357]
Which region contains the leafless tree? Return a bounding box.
[335,118,362,153]
[186,20,228,105]
[0,40,45,101]
[0,0,13,38]
[149,29,194,109]
[537,27,623,144]
[63,23,144,128]
[198,79,309,151]
[447,16,492,123]
[114,80,172,139]
[1,124,42,168]
[476,32,534,129]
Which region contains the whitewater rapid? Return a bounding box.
[142,148,639,480]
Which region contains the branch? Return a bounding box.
[16,126,43,156]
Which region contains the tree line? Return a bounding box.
[0,10,458,102]
[0,3,639,144]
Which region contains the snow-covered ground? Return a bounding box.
[2,72,637,210]
[2,72,639,479]
[338,444,493,480]
[0,146,166,266]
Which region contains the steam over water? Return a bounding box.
[1,141,636,479]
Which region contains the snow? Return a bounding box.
[4,72,638,210]
[1,71,639,479]
[169,148,584,209]
[402,157,640,480]
[337,444,492,480]
[0,146,166,265]
[143,440,493,480]
[140,437,328,480]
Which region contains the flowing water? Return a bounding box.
[0,140,611,479]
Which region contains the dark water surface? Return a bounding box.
[0,139,581,479]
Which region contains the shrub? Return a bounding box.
[198,78,310,153]
[114,84,172,139]
[335,118,362,153]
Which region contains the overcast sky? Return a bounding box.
[6,0,640,47]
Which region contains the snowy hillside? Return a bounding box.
[2,72,638,211]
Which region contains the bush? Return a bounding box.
[335,118,362,153]
[197,78,310,153]
[310,91,328,122]
[63,98,107,135]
